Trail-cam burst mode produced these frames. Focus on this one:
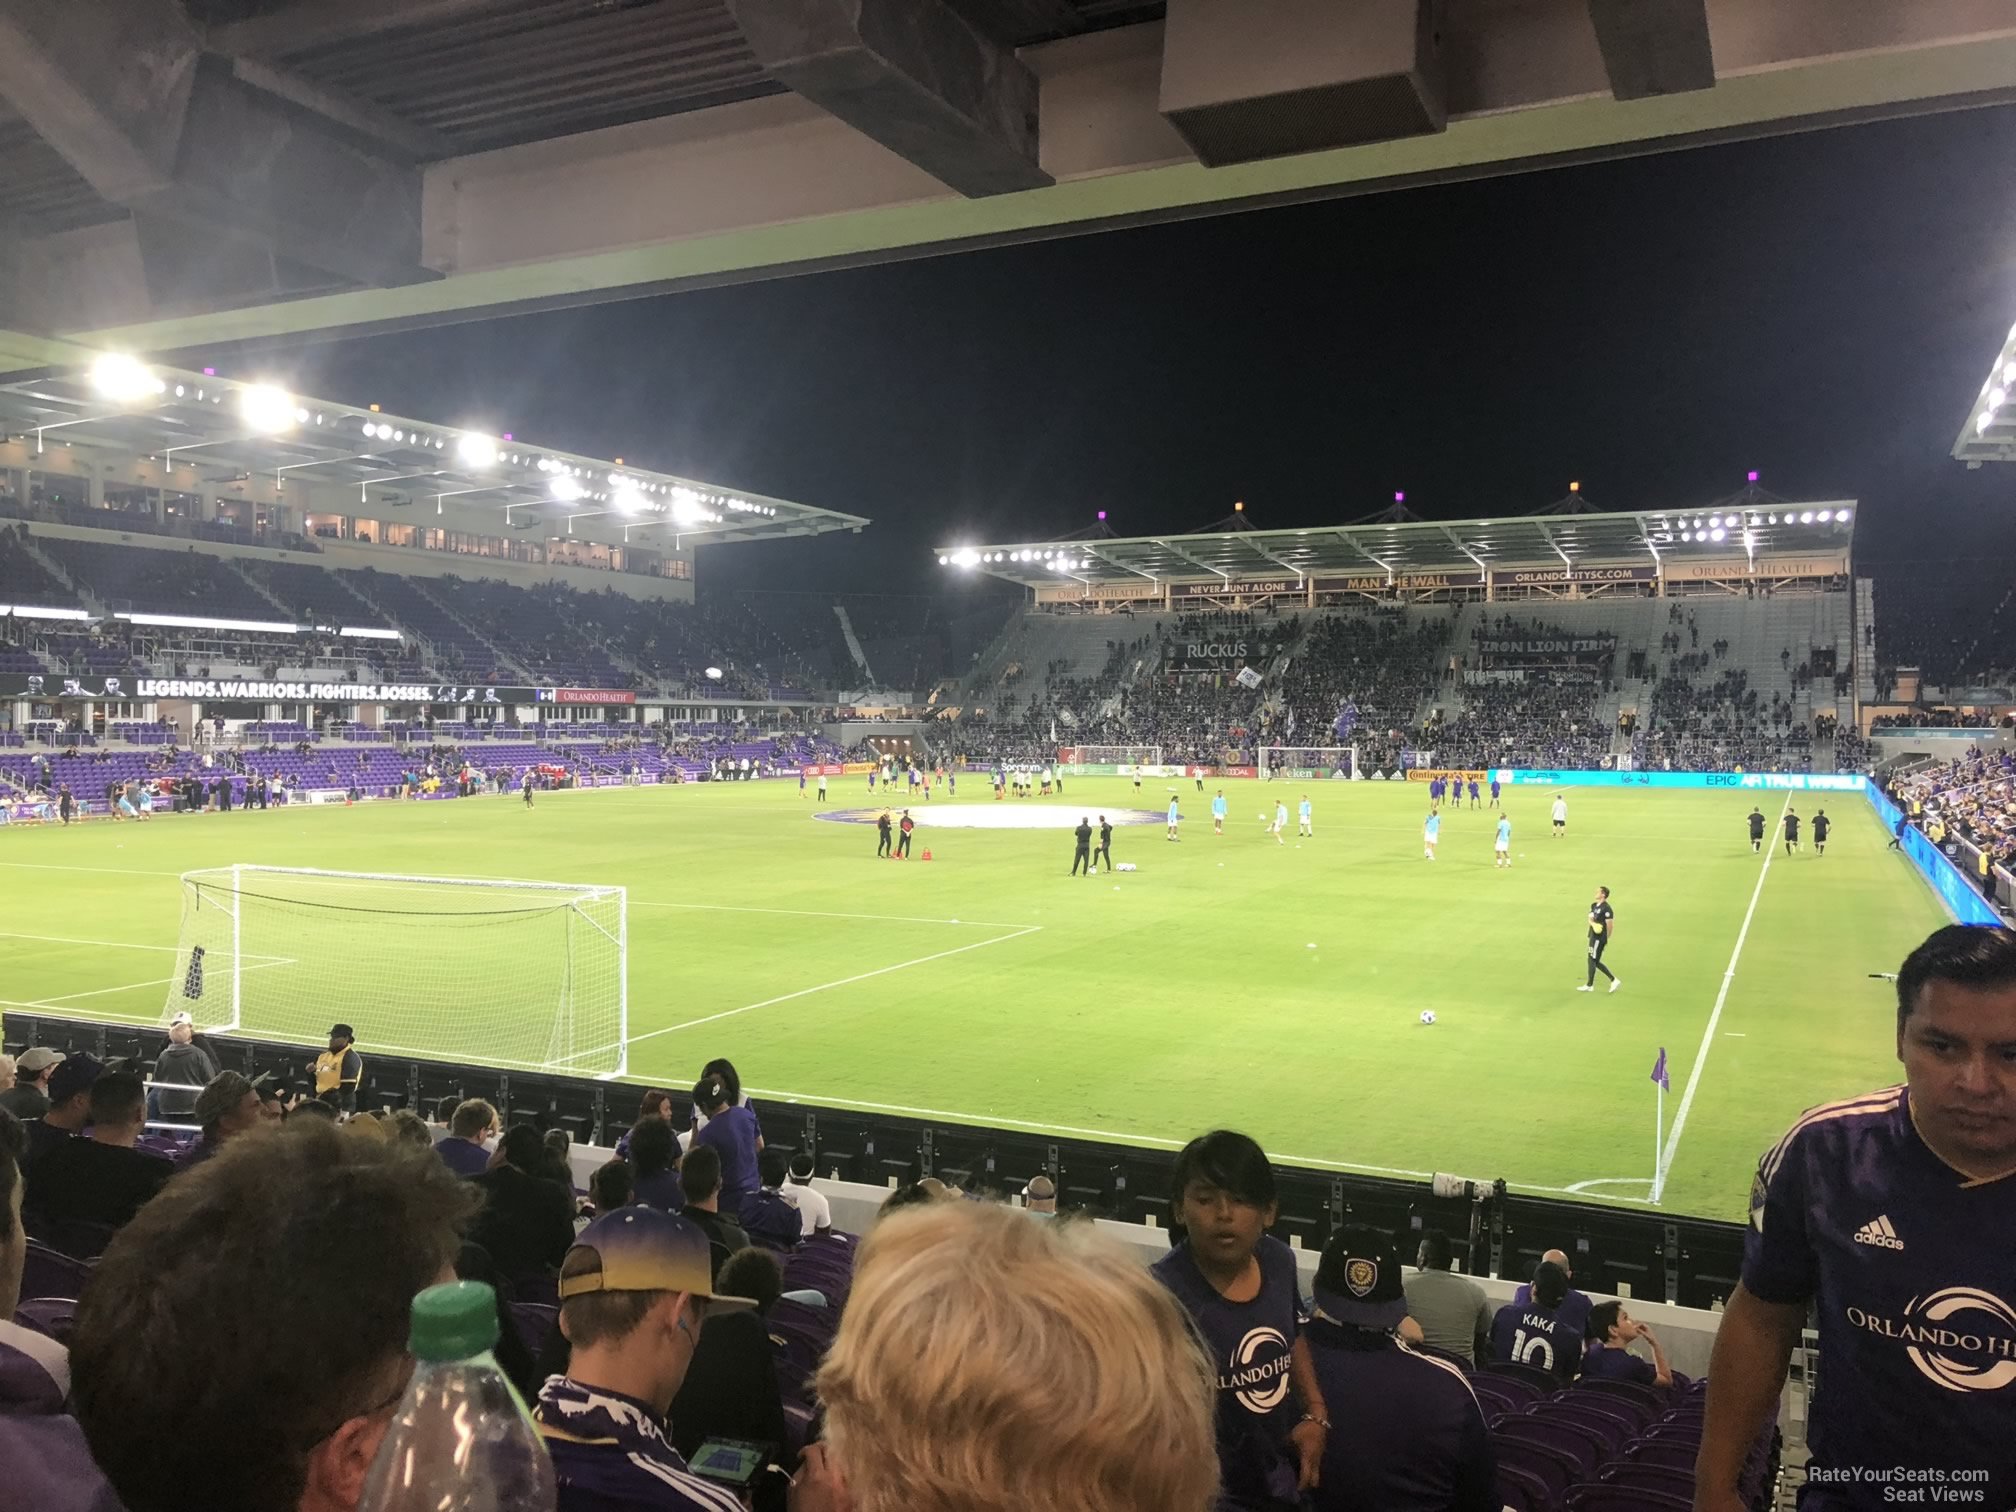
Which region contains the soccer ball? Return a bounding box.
[1419,1010,1437,1026]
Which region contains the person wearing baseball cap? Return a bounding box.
[534,1206,752,1512]
[1302,1224,1496,1512]
[0,1047,63,1121]
[152,1013,217,1123]
[309,1025,361,1114]
[176,1071,271,1171]
[22,1053,104,1168]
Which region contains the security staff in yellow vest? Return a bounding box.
[310,1023,362,1113]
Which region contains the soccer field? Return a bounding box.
[0,776,1948,1221]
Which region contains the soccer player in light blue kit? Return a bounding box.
[1166,795,1181,842]
[1298,794,1313,837]
[1495,812,1512,868]
[1423,809,1440,861]
[1211,789,1228,835]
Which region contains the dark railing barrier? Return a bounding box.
[2,1012,1745,1310]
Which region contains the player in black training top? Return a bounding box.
[1579,885,1619,994]
[1094,815,1113,873]
[1071,816,1093,876]
[1747,806,1766,853]
[1782,806,1801,855]
[1811,808,1830,855]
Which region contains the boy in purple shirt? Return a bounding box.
[691,1076,759,1220]
[1580,1300,1672,1388]
[1151,1130,1328,1511]
[1697,925,2016,1512]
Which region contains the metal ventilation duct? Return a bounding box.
[1159,0,1444,168]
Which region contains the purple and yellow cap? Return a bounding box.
[559,1207,757,1311]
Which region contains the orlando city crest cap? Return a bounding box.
[1313,1222,1407,1330]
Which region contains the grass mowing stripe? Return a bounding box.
[1652,791,1790,1204]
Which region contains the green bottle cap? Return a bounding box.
[407,1280,500,1362]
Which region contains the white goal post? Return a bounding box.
[1258,745,1360,780]
[162,866,628,1077]
[1057,744,1163,771]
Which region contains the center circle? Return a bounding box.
[814,804,1169,830]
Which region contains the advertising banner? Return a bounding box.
[799,763,846,776]
[1476,635,1616,667]
[0,675,543,703]
[1492,769,1869,792]
[541,688,638,705]
[1170,578,1300,600]
[1490,565,1659,588]
[1312,572,1479,594]
[1407,768,1488,784]
[1164,637,1252,673]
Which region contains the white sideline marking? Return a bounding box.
[622,925,1044,1046]
[1652,792,1791,1204]
[1564,1177,1656,1195]
[737,1083,1657,1202]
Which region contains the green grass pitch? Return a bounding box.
[0,776,1948,1221]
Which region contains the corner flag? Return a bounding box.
[1650,1047,1670,1091]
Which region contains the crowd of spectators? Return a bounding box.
[1886,748,2016,880]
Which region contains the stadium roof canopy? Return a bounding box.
[938,501,1857,589]
[0,2,2011,354]
[0,356,867,545]
[1952,316,2016,466]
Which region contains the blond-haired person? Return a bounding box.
[798,1200,1219,1512]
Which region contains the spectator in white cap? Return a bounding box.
[0,1048,63,1121]
[1024,1174,1058,1216]
[152,1013,216,1122]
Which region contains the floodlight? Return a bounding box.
[1710,527,1726,542]
[1708,515,1722,529]
[705,666,724,681]
[1993,388,2008,411]
[613,482,648,516]
[238,384,297,434]
[1979,412,1995,435]
[549,476,584,503]
[1798,511,1814,524]
[456,432,499,468]
[1767,514,1778,524]
[952,549,981,569]
[362,422,380,439]
[670,493,708,526]
[88,354,163,405]
[1815,509,1831,523]
[2004,361,2015,385]
[938,555,949,566]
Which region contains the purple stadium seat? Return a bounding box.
[19,1240,91,1302]
[1599,1461,1696,1499]
[1546,1397,1644,1445]
[511,1273,560,1308]
[1472,1367,1547,1412]
[1485,1359,1565,1395]
[1570,1375,1666,1413]
[12,1297,79,1344]
[1626,1438,1701,1474]
[509,1302,558,1358]
[1567,1484,1693,1512]
[1493,1438,1577,1506]
[1494,1462,1554,1512]
[1499,1414,1607,1477]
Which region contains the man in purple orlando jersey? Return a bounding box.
[691,1076,760,1221]
[1488,1260,1582,1383]
[1151,1130,1330,1511]
[1697,924,2016,1512]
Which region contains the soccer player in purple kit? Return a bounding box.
[1696,925,2016,1512]
[1152,1130,1330,1511]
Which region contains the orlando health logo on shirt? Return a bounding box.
[1224,1326,1294,1413]
[1846,1285,2016,1394]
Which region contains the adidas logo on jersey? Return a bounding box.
[1853,1215,1904,1250]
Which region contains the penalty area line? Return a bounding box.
[623,925,1044,1046]
[1652,791,1791,1205]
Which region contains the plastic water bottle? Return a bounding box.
[357,1280,557,1512]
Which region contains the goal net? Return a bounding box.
[162,866,628,1077]
[1258,745,1359,780]
[1058,744,1163,771]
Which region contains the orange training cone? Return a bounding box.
[921,849,933,862]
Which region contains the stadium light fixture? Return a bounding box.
[952,548,981,569]
[705,666,724,681]
[1766,514,1778,524]
[1710,527,1726,542]
[1836,509,1852,524]
[456,432,499,468]
[613,482,648,516]
[239,384,297,434]
[549,476,584,503]
[1815,509,1831,523]
[1799,510,1814,524]
[88,353,164,405]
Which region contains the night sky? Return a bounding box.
[210,103,2016,595]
